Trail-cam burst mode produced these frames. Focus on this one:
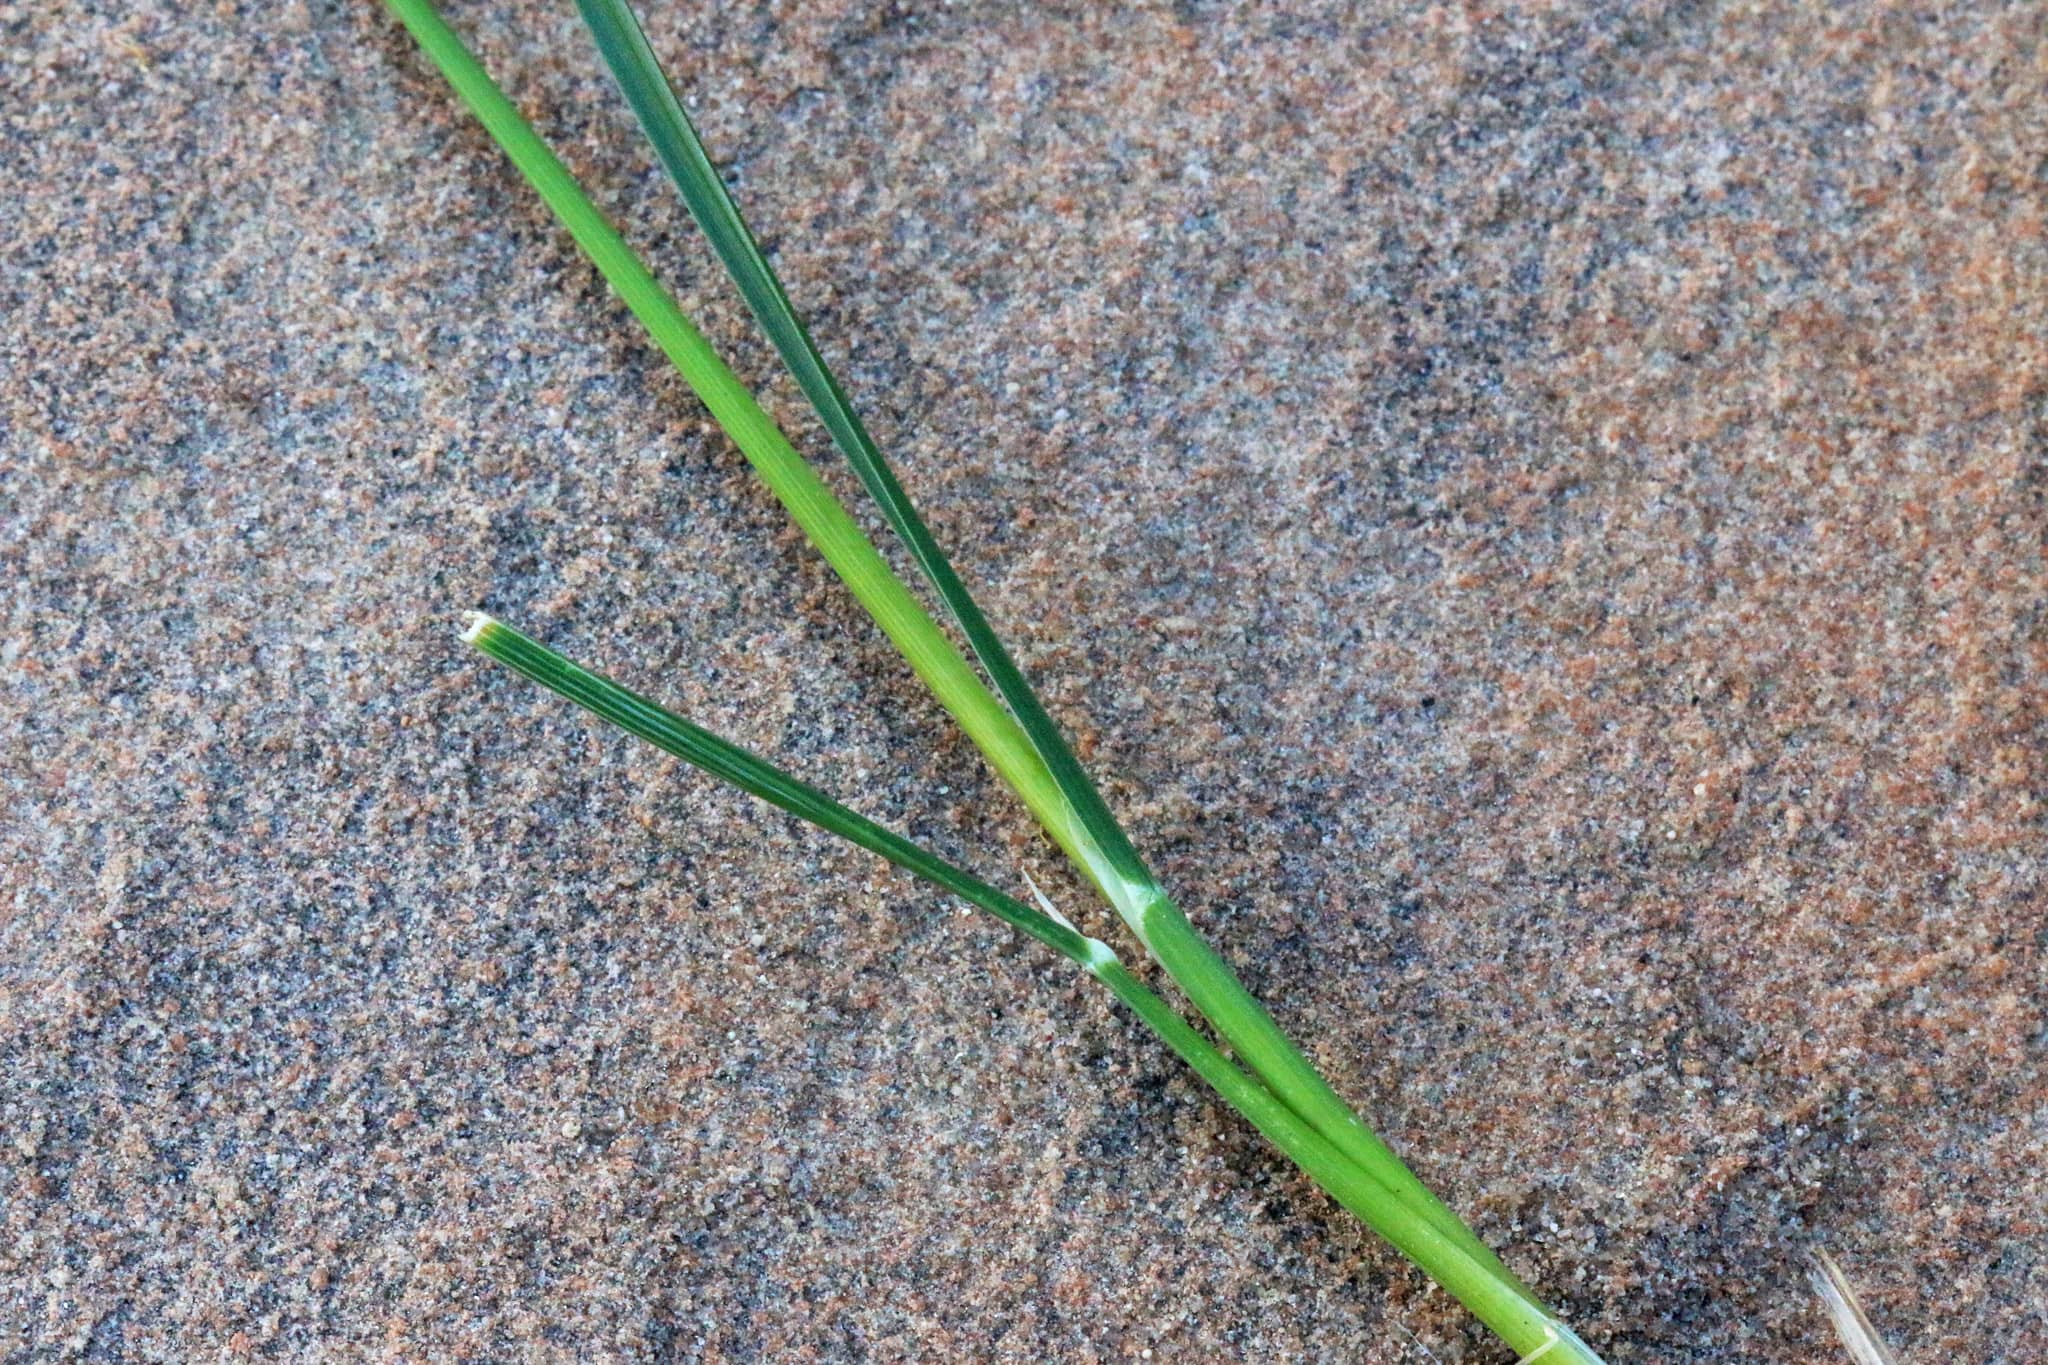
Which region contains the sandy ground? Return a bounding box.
[4,1,2044,1359]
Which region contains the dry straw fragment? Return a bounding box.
[1807,1249,1900,1365]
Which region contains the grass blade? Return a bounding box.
[568,0,1535,1301]
[459,612,1593,1363]
[569,0,1153,902]
[460,610,1107,968]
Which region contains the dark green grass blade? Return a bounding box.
[462,615,1105,967]
[571,0,1156,895]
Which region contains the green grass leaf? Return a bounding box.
[460,611,1107,969]
[377,0,1086,867]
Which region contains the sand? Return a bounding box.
[3,0,2043,1359]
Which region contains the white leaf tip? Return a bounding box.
[459,610,496,644]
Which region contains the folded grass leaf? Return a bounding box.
[568,0,1534,1303]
